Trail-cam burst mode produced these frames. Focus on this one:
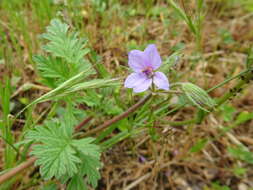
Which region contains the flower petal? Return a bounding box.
[128,50,147,72]
[133,78,152,93]
[124,73,148,88]
[153,72,169,90]
[144,44,161,70]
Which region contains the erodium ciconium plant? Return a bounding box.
[124,44,169,93]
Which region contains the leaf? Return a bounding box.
[197,0,204,11]
[80,154,102,188]
[220,104,236,122]
[64,78,119,95]
[34,55,70,86]
[34,55,69,80]
[26,120,102,183]
[72,138,101,159]
[80,90,102,107]
[228,145,253,164]
[235,111,253,125]
[62,103,78,137]
[72,138,102,188]
[23,69,91,108]
[211,182,231,190]
[36,19,95,88]
[168,0,197,35]
[26,121,80,179]
[117,118,130,132]
[41,19,89,65]
[67,173,87,190]
[102,99,123,116]
[218,28,235,45]
[161,51,181,72]
[171,42,185,52]
[232,167,247,177]
[189,138,208,153]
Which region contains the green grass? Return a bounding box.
[0,78,16,169]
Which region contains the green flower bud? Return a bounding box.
[181,83,216,112]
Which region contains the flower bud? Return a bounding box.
[181,83,216,112]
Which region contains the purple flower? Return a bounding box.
[124,44,169,93]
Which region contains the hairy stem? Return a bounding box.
[81,94,152,137]
[74,116,93,132]
[0,157,37,185]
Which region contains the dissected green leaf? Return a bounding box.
[72,138,101,159]
[34,55,70,87]
[67,173,87,190]
[35,19,95,88]
[34,56,68,80]
[102,99,123,115]
[26,120,102,185]
[80,154,102,188]
[80,90,102,107]
[41,19,89,65]
[27,121,80,179]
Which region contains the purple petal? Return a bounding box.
[144,44,161,70]
[133,78,152,93]
[128,50,147,72]
[153,72,169,90]
[124,73,148,88]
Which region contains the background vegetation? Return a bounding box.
[0,0,253,189]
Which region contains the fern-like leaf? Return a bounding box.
[41,19,90,65]
[26,120,102,184]
[34,55,70,87]
[80,154,102,188]
[34,19,94,88]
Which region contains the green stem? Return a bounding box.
[207,69,249,92]
[163,68,252,126]
[0,135,19,154]
[81,94,152,138]
[165,119,195,126]
[216,79,246,106]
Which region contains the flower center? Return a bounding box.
[143,67,153,78]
